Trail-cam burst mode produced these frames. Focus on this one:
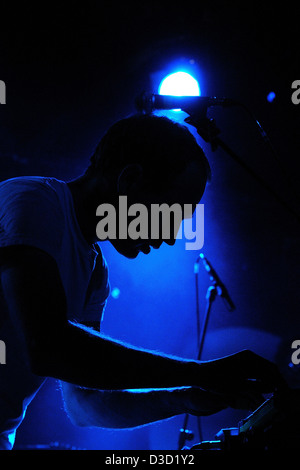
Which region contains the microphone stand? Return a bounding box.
[175,105,299,449]
[136,93,300,224]
[178,250,236,449]
[197,285,218,362]
[183,110,300,225]
[177,269,218,450]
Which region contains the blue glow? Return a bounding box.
[267,91,276,102]
[158,71,200,97]
[8,431,16,448]
[111,287,120,299]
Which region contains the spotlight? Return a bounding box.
[158,71,200,112]
[267,91,276,102]
[111,287,120,299]
[158,71,200,97]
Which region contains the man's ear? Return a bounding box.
[117,164,144,195]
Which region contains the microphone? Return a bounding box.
[135,92,236,113]
[196,253,236,312]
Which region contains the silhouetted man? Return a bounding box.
[0,114,281,449]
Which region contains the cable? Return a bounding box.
[235,101,300,219]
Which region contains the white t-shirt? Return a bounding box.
[0,176,110,449]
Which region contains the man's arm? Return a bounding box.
[0,246,283,397]
[60,322,227,429]
[61,383,227,429]
[0,245,198,390]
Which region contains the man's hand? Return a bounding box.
[179,386,228,416]
[196,349,285,410]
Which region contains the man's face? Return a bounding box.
[108,160,206,259]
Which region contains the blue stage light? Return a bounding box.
[111,287,121,299]
[158,71,200,112]
[267,91,276,102]
[158,71,200,97]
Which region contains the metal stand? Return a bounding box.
[178,283,218,450]
[184,112,300,224]
[197,286,217,361]
[177,106,299,450]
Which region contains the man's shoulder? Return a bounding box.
[0,176,65,196]
[0,177,69,264]
[0,176,68,213]
[0,176,67,242]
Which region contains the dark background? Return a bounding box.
[0,2,299,450]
